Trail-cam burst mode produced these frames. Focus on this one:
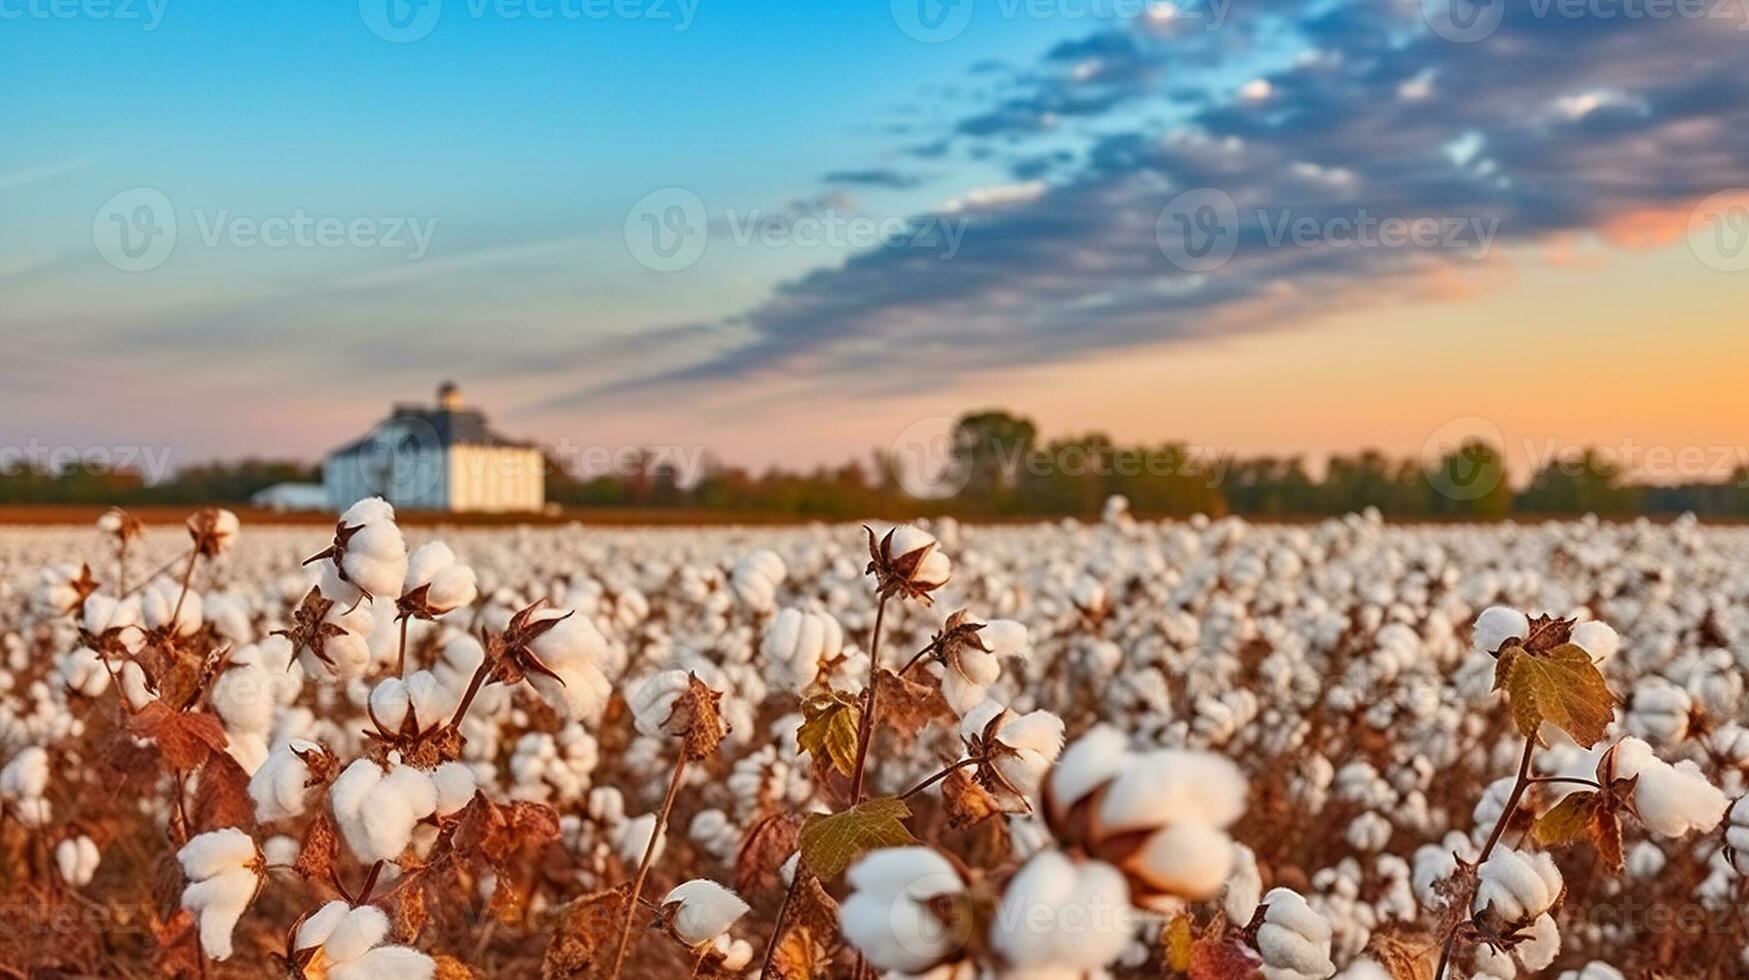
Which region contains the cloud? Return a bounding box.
[543,1,1749,406]
[823,169,926,190]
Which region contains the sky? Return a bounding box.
[3,0,1748,485]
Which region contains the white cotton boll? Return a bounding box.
[841,847,966,973]
[981,619,1029,658]
[405,671,458,731]
[57,647,110,698]
[1336,957,1393,980]
[228,731,270,778]
[525,611,613,725]
[1472,606,1529,656]
[1098,749,1246,834]
[631,670,692,738]
[1726,797,1749,875]
[1633,759,1726,839]
[329,946,435,980]
[81,593,143,649]
[177,828,260,962]
[56,835,100,887]
[1515,912,1560,971]
[1625,678,1692,746]
[293,899,351,950]
[1222,843,1263,925]
[763,608,844,692]
[1474,847,1562,923]
[1569,620,1619,663]
[1,745,50,801]
[1625,840,1666,878]
[404,542,477,615]
[730,550,787,612]
[709,934,754,971]
[991,850,1132,971]
[117,660,157,709]
[371,677,413,732]
[324,903,391,963]
[210,662,277,737]
[614,813,665,866]
[1049,725,1133,820]
[1257,888,1334,979]
[1130,822,1234,901]
[142,579,203,638]
[264,835,300,867]
[332,759,433,864]
[431,761,477,817]
[662,879,751,945]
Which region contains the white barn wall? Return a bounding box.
[448,445,543,513]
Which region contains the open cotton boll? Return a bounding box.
[1557,963,1625,980]
[729,550,787,612]
[1570,620,1620,663]
[176,828,261,961]
[1472,606,1529,656]
[81,593,143,650]
[297,601,375,679]
[631,670,693,738]
[55,835,100,887]
[1515,912,1561,972]
[959,700,1064,807]
[1222,843,1264,925]
[431,761,477,817]
[57,647,110,698]
[1473,847,1563,924]
[1129,822,1235,901]
[330,946,436,980]
[317,498,408,604]
[841,847,967,974]
[524,611,613,725]
[1048,725,1134,821]
[980,619,1029,659]
[330,759,438,864]
[248,739,323,823]
[119,661,157,710]
[141,578,203,638]
[661,879,751,946]
[1,746,50,802]
[1632,758,1726,839]
[1256,887,1335,979]
[613,813,666,866]
[991,850,1133,972]
[1625,678,1692,746]
[1097,750,1247,833]
[762,607,843,692]
[1335,957,1393,980]
[403,541,477,615]
[294,901,435,980]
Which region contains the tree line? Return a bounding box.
[4,411,1746,520]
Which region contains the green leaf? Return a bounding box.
[1500,643,1615,748]
[796,692,862,777]
[797,797,916,881]
[1532,791,1599,847]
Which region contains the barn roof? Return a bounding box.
[328,405,538,458]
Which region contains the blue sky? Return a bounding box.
[4,0,1748,475]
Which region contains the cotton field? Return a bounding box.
[2,503,1747,979]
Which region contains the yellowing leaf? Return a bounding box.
[1163,913,1194,973]
[1500,643,1615,747]
[1532,791,1600,847]
[797,692,862,777]
[797,796,916,881]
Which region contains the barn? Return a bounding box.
[322,382,545,513]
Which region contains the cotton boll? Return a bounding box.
[1097,749,1246,833]
[1472,607,1529,656]
[959,702,1064,809]
[55,835,100,887]
[330,759,437,864]
[1556,965,1625,980]
[631,670,692,738]
[431,761,477,817]
[614,813,665,866]
[1256,888,1335,979]
[1,746,50,801]
[524,611,613,725]
[991,850,1133,971]
[1128,821,1235,901]
[318,499,409,604]
[1473,847,1562,924]
[841,847,967,973]
[1632,759,1726,839]
[176,828,261,961]
[56,647,110,698]
[730,550,787,612]
[762,607,844,692]
[661,879,751,946]
[1222,843,1264,925]
[249,739,323,823]
[1515,912,1560,971]
[403,541,479,616]
[1048,725,1133,821]
[142,578,203,638]
[1569,620,1619,663]
[1625,677,1692,746]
